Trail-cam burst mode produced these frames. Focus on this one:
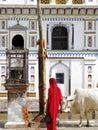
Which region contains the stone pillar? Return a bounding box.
[71,24,74,49]
[5,91,28,129]
[5,49,29,128]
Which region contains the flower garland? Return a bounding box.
[23,105,28,125]
[36,39,46,48]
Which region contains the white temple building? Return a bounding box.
[0,0,98,111]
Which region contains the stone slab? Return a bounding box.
[4,122,27,129]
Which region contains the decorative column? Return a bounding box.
[69,61,71,95]
[4,49,29,128]
[46,24,49,49]
[71,24,74,49]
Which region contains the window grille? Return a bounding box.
[56,73,64,84]
[72,0,82,4]
[56,0,66,4]
[41,0,50,4]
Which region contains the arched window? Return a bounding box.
[41,0,50,4]
[12,35,24,49]
[52,26,68,50]
[72,0,82,4]
[56,0,66,4]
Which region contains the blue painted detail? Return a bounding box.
[28,51,98,58]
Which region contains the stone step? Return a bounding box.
[58,119,95,127]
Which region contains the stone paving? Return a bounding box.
[0,119,98,130]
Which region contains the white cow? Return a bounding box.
[61,88,98,127]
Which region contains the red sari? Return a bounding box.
[47,78,62,130]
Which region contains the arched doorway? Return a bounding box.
[50,62,69,96]
[52,26,68,50]
[12,35,24,49]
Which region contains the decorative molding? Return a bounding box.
[0,51,98,58]
[42,17,84,21]
[8,17,28,21]
[0,93,7,97]
[0,7,98,15]
[84,32,96,34]
[50,24,70,32]
[27,92,36,97]
[29,51,98,58]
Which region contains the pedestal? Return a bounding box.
[5,90,28,128]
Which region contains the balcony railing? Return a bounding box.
[6,78,28,84]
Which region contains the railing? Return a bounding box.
[6,79,28,84]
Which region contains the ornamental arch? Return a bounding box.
[12,34,24,49]
[49,62,70,96]
[52,26,68,50]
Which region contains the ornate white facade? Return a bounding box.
[0,1,98,111]
[0,0,98,5]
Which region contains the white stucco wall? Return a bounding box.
[74,20,84,50]
[71,59,83,94]
[95,57,98,87]
[95,20,98,49]
[0,0,97,5]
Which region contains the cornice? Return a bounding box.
[0,5,98,16]
[0,51,98,58]
[29,51,98,58]
[0,4,98,9]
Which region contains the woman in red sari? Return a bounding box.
[46,78,62,130]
